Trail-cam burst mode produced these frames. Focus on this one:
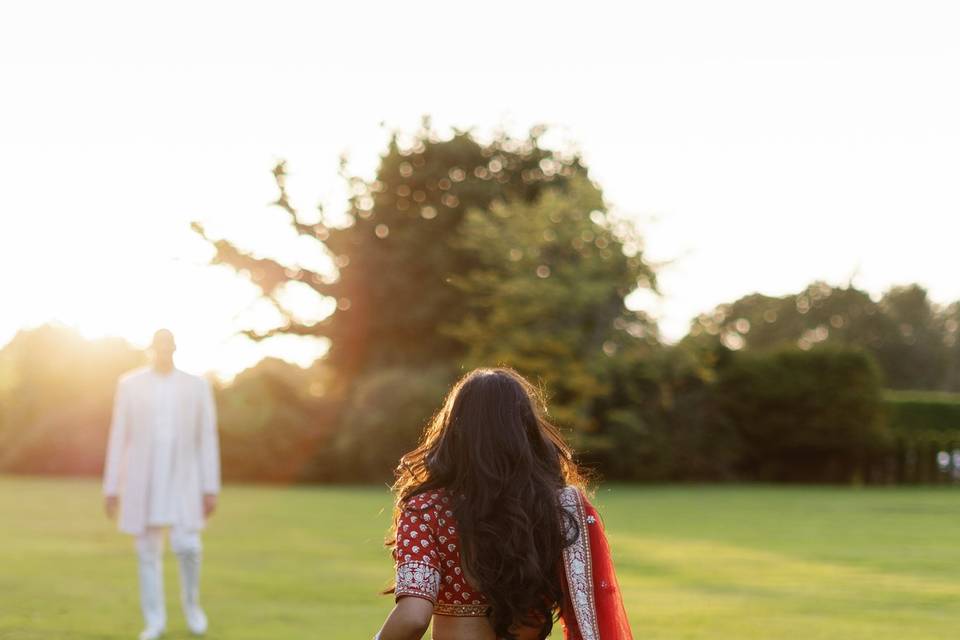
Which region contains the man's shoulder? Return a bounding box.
[178,370,212,389]
[118,366,152,385]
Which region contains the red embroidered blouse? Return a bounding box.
[392,487,490,616]
[392,485,634,638]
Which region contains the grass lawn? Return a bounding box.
[1,476,958,639]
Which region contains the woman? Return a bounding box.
[373,367,633,640]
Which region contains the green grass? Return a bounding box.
[1,476,958,639]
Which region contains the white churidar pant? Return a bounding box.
[135,525,206,633]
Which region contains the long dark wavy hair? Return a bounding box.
[385,366,588,639]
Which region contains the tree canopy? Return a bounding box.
[194,122,664,443]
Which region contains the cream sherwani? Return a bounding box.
[103,366,220,535]
[103,365,220,636]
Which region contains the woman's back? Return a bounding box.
[374,367,633,640]
[432,615,540,640]
[393,487,569,640]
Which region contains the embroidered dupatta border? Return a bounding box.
[559,486,601,640]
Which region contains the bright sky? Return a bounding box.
[1,1,958,380]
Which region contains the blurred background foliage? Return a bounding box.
[4,122,959,485]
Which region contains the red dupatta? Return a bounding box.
[558,487,634,640]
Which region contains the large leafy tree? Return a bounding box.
[194,122,589,392]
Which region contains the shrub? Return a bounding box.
[217,358,335,482]
[715,345,885,482]
[319,364,460,482]
[877,389,960,483]
[578,345,740,482]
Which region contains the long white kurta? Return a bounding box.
[146,369,177,525]
[102,366,221,535]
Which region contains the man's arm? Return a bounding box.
[199,377,221,513]
[102,379,129,517]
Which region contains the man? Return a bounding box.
[103,329,221,640]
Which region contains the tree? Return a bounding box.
[874,284,951,390]
[0,325,144,474]
[193,122,589,393]
[681,281,958,391]
[193,121,667,478]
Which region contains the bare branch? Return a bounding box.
[271,160,331,240]
[191,221,337,298]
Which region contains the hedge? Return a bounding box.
[873,389,960,483]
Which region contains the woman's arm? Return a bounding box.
[374,596,433,640]
[380,494,442,639]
